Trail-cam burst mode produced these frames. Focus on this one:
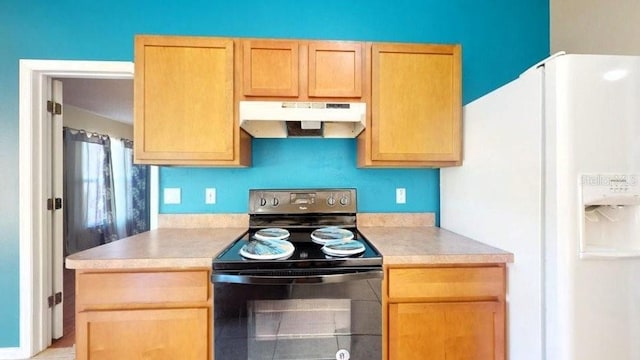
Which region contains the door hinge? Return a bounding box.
[46,100,62,115]
[48,292,62,308]
[47,198,62,210]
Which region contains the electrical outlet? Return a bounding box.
[205,188,216,204]
[163,188,181,205]
[396,188,406,204]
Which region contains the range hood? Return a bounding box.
[239,101,366,138]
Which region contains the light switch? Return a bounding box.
[205,188,216,204]
[164,188,181,205]
[396,188,406,204]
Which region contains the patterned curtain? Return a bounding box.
[63,127,117,255]
[122,139,150,235]
[63,128,151,255]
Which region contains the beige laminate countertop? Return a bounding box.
[65,227,247,269]
[66,226,513,270]
[358,226,513,265]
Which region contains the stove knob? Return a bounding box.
[259,197,267,207]
[271,197,279,206]
[327,195,336,206]
[340,195,349,206]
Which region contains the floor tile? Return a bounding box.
[21,346,75,360]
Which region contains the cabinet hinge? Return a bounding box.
[47,292,62,308]
[46,100,62,115]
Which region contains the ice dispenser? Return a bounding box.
[580,174,640,258]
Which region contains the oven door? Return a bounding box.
[213,269,382,360]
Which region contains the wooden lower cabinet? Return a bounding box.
[384,265,506,360]
[76,308,208,360]
[388,301,504,359]
[75,269,212,360]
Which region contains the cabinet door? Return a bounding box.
[308,42,363,98]
[243,40,299,97]
[388,301,504,360]
[76,308,209,360]
[370,43,461,164]
[134,36,244,165]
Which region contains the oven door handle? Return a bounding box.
[212,269,382,285]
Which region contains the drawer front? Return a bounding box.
[388,266,504,300]
[77,270,210,307]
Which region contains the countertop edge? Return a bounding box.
[65,257,214,270]
[381,253,514,266]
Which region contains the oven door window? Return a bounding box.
[250,299,350,358]
[214,279,381,360]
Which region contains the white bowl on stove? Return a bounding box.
[321,238,365,257]
[254,228,290,241]
[311,227,354,245]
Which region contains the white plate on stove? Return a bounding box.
[254,227,290,241]
[321,238,365,257]
[311,227,354,245]
[240,238,295,260]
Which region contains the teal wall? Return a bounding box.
[160,139,441,213]
[0,0,549,347]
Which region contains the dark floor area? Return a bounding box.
[49,267,75,348]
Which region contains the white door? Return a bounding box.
[45,79,64,340]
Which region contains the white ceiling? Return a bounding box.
[58,78,133,124]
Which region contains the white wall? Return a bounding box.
[63,105,133,140]
[551,0,640,55]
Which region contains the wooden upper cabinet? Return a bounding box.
[241,39,364,100]
[308,42,363,98]
[134,35,250,166]
[358,43,462,167]
[242,40,300,97]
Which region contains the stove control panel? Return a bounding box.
[249,188,356,214]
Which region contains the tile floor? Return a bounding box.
[20,347,74,360]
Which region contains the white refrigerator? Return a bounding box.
[441,53,640,360]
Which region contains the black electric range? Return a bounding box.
[212,188,382,282]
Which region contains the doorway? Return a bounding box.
[18,60,159,358]
[50,77,143,349]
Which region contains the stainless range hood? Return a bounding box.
[239,101,366,138]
